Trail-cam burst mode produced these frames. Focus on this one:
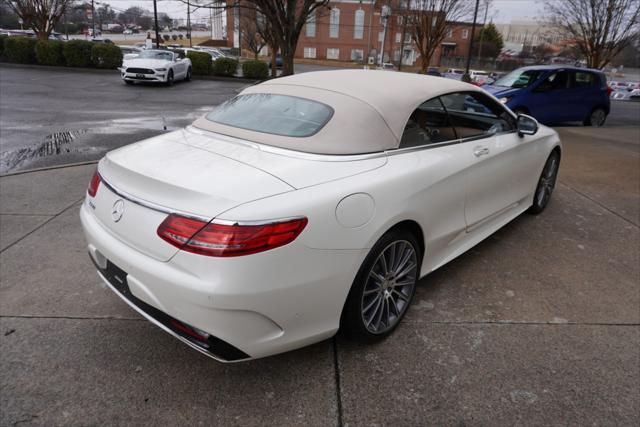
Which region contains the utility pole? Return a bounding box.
[378,4,391,66]
[153,0,160,49]
[91,0,96,38]
[477,0,489,61]
[463,0,480,83]
[366,0,374,66]
[187,0,192,47]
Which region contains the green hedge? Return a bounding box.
[35,40,65,66]
[4,37,37,64]
[91,43,122,69]
[186,51,211,75]
[242,60,269,79]
[63,40,93,67]
[213,57,238,77]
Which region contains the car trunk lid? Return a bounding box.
[91,130,293,261]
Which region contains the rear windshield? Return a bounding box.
[206,94,333,137]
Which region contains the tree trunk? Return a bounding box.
[270,46,278,77]
[420,52,429,73]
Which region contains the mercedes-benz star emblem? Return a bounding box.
[111,199,125,222]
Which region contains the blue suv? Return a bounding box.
[484,66,610,126]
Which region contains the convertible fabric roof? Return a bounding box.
[192,70,481,155]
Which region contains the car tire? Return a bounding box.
[124,80,134,85]
[340,228,421,343]
[166,70,174,86]
[584,107,606,127]
[528,150,560,214]
[185,67,192,82]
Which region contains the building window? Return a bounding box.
[397,15,403,25]
[404,33,411,43]
[327,48,340,60]
[395,33,401,43]
[393,49,401,61]
[446,27,453,38]
[354,9,365,39]
[306,11,316,37]
[378,31,384,42]
[304,47,316,58]
[351,49,364,61]
[462,29,469,39]
[330,8,340,38]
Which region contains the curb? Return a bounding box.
[0,160,98,178]
[0,62,116,74]
[0,62,262,83]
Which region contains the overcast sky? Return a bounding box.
[105,0,542,25]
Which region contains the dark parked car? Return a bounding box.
[426,67,441,76]
[484,65,610,126]
[269,54,283,69]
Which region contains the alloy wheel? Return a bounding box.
[591,109,606,127]
[536,154,559,207]
[361,240,418,334]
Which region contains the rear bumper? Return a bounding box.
[80,201,366,361]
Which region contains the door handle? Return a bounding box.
[473,147,490,157]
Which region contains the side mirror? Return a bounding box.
[517,114,539,137]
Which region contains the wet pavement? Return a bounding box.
[0,127,638,425]
[0,66,248,173]
[2,65,639,174]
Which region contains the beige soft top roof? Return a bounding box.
[192,70,480,155]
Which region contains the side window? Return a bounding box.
[573,71,597,87]
[537,71,570,91]
[439,92,516,139]
[400,98,458,148]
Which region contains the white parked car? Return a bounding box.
[81,70,561,361]
[121,50,192,86]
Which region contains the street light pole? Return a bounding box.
[462,0,480,83]
[153,0,160,49]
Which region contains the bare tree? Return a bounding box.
[3,0,75,40]
[544,0,640,69]
[403,0,472,73]
[186,0,329,76]
[239,12,266,59]
[254,11,279,76]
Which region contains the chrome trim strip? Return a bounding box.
[212,215,307,227]
[95,270,252,364]
[186,126,389,162]
[187,126,517,160]
[99,174,211,222]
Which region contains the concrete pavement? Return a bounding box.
[0,128,638,426]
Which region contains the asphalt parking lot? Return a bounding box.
[1,65,639,425]
[1,65,639,173]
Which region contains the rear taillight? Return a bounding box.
[606,85,613,96]
[157,214,308,257]
[87,170,101,197]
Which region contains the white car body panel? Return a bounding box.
[121,51,191,84]
[81,70,561,361]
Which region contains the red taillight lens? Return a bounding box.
[87,170,101,197]
[606,85,613,96]
[157,214,308,257]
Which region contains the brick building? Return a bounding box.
[226,0,479,67]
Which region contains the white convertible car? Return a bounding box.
[81,70,561,362]
[121,49,192,85]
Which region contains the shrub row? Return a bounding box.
[242,60,269,79]
[184,51,241,78]
[0,37,122,69]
